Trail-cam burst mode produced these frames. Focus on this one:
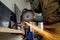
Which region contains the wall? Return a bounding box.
[0,0,31,12]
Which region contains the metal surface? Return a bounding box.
[14,4,22,23]
[0,1,11,27]
[22,11,33,21]
[22,9,34,21]
[34,13,43,21]
[30,0,39,9]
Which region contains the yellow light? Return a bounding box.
[23,22,59,40]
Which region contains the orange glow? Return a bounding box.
[23,22,59,40]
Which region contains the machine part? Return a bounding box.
[22,9,34,21]
[29,22,36,33]
[14,4,22,23]
[37,35,43,40]
[34,13,43,22]
[0,1,11,27]
[22,12,33,21]
[30,0,42,13]
[38,22,44,30]
[30,0,39,9]
[1,21,9,28]
[10,13,17,23]
[11,23,24,30]
[29,22,34,32]
[26,31,33,40]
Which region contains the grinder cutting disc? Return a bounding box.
[22,9,34,21]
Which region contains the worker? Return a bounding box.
[40,0,60,23]
[30,0,60,24]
